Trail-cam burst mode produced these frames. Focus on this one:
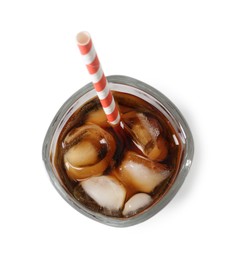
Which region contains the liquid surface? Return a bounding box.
[53,92,183,218]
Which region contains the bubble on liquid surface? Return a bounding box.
[123,111,168,161]
[81,176,126,211]
[122,193,152,217]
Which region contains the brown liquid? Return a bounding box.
[53,92,183,218]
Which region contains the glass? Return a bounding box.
[42,75,194,227]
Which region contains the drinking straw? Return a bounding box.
[76,31,121,126]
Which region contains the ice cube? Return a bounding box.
[63,124,116,180]
[64,140,99,167]
[122,111,168,161]
[118,151,170,193]
[122,193,152,216]
[81,176,126,211]
[85,108,109,128]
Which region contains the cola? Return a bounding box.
[52,91,184,218]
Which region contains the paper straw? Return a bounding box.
[76,31,121,126]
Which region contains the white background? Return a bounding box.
[0,0,241,259]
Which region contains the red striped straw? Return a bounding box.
[76,31,121,126]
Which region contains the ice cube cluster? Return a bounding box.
[63,111,171,217]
